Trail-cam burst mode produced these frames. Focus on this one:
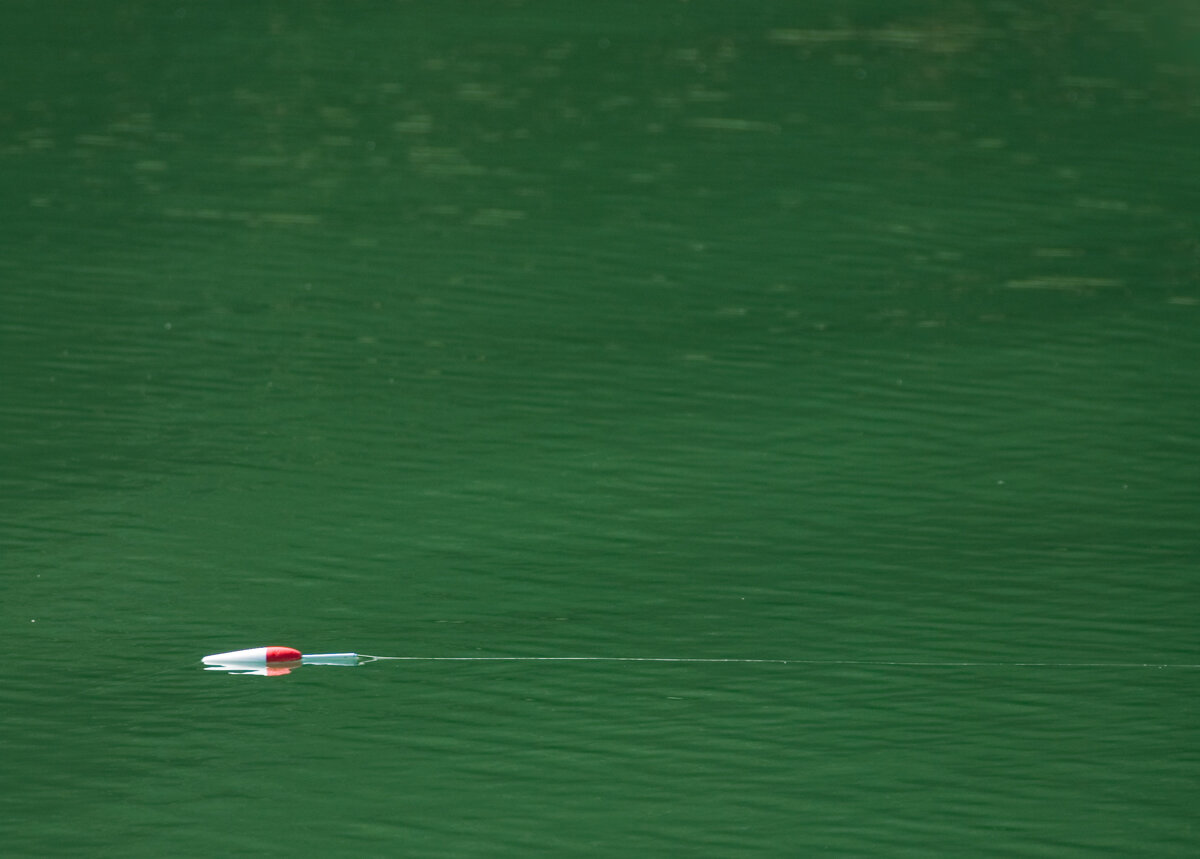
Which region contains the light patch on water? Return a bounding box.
[1005,277,1123,290]
[686,118,780,133]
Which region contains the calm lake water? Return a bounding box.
[3,2,1198,856]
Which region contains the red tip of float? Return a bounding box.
[265,646,303,663]
[202,646,302,667]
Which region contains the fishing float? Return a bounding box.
[202,646,364,675]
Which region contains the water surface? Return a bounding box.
[3,2,1198,856]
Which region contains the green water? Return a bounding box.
[3,2,1198,855]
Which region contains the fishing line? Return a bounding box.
[199,647,1200,672]
[360,656,1200,668]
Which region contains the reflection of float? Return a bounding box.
[203,646,364,675]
